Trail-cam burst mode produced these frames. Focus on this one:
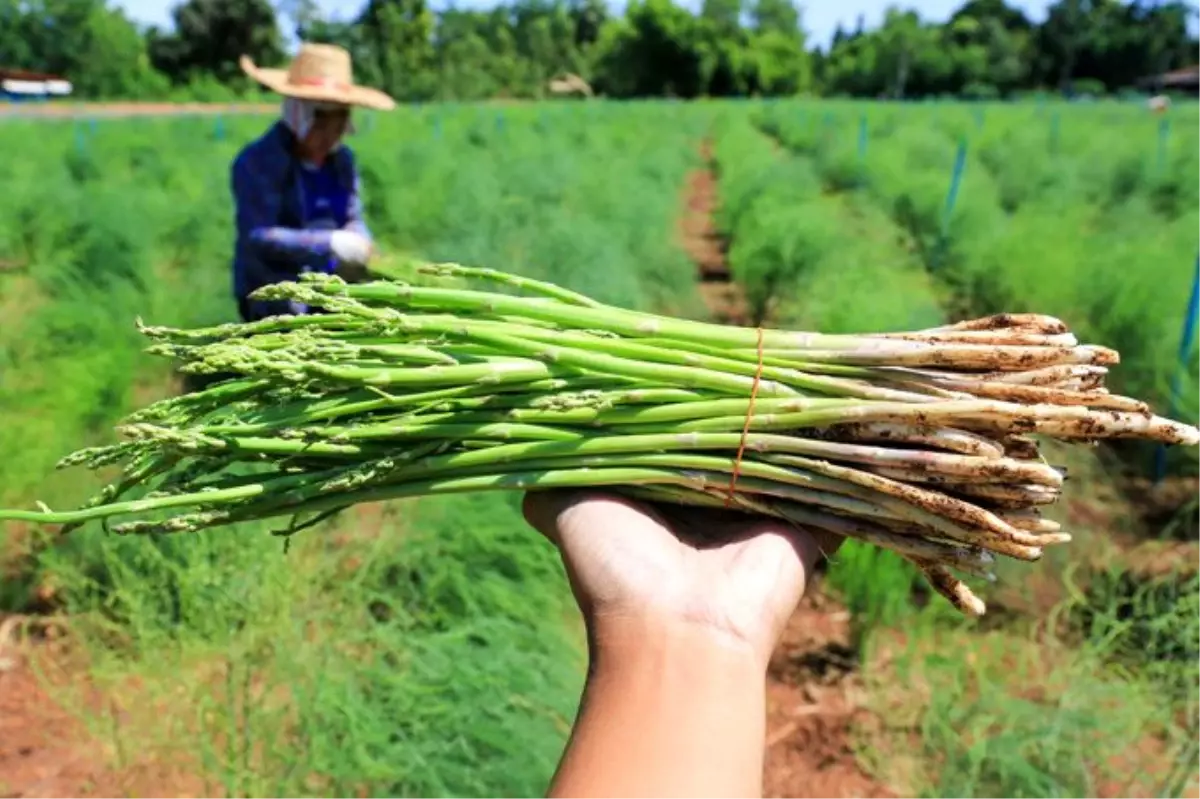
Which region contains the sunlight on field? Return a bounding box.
[0,99,1196,797]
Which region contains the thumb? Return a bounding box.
[522,490,653,549]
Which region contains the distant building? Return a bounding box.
[0,68,73,101]
[547,73,594,98]
[1137,65,1199,96]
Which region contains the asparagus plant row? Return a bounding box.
[3,262,1197,616]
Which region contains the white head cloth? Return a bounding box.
[281,97,356,141]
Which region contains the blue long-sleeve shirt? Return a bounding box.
[230,121,372,303]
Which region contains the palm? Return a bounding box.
[523,492,830,661]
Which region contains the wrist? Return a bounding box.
[557,611,767,798]
[589,611,767,678]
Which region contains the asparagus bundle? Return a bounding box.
[3,263,1197,616]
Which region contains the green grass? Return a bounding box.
[1,98,1197,798]
[866,623,1196,798]
[47,494,584,797]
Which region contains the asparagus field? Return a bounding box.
[0,99,1196,797]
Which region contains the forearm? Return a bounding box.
[550,615,766,798]
[345,165,371,240]
[247,226,335,263]
[233,159,334,265]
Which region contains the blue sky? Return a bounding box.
[114,0,1054,49]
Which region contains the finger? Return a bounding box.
[522,489,622,545]
[522,490,674,621]
[526,491,841,560]
[522,489,673,546]
[722,518,845,597]
[780,524,842,580]
[797,526,845,566]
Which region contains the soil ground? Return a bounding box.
[0,500,392,798]
[0,618,205,798]
[763,589,895,798]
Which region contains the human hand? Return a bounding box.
[330,230,372,265]
[522,491,841,668]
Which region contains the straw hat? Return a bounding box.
[240,43,396,111]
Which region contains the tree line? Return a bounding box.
[1,0,1195,102]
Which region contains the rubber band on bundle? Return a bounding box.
[726,327,765,507]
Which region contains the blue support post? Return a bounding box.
[941,138,968,238]
[933,138,968,274]
[74,122,87,153]
[1156,116,1170,174]
[1154,256,1200,481]
[1048,112,1060,153]
[857,114,868,160]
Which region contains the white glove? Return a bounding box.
[330,230,372,266]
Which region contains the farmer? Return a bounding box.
[231,43,395,322]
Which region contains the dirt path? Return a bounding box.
[0,102,275,120]
[677,136,893,798]
[1,647,120,798]
[0,618,208,798]
[678,140,750,325]
[764,589,895,798]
